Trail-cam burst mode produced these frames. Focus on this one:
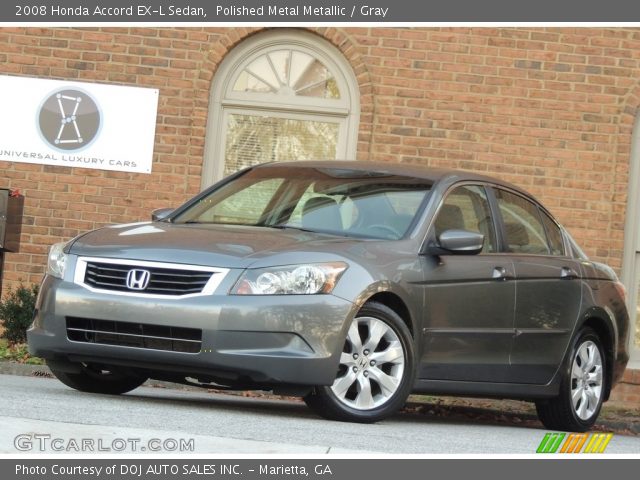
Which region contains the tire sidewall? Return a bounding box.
[49,362,147,395]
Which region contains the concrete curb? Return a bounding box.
[0,361,52,378]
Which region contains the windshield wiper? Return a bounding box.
[259,223,319,233]
[181,221,328,235]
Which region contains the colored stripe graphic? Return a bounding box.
[536,433,552,453]
[536,433,565,453]
[560,433,587,453]
[598,433,614,453]
[537,432,614,454]
[584,433,613,453]
[573,433,589,453]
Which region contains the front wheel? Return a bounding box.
[304,301,415,423]
[536,327,606,432]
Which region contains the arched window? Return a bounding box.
[203,30,360,187]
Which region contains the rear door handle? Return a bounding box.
[560,267,579,279]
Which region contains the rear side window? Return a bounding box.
[433,185,496,253]
[494,189,549,255]
[540,211,565,256]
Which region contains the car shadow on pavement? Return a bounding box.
[123,387,318,418]
[119,385,548,430]
[129,386,640,435]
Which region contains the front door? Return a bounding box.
[420,184,516,383]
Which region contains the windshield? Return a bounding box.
[172,166,432,240]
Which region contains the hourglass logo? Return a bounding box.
[37,88,101,151]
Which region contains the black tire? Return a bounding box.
[304,301,416,423]
[535,327,606,432]
[48,361,148,395]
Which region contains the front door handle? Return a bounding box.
[560,267,579,279]
[492,266,509,280]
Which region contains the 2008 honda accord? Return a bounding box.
[28,161,630,431]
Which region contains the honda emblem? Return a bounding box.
[126,269,151,290]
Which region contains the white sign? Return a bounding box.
[0,75,158,174]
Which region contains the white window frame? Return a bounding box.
[202,29,360,189]
[622,115,640,369]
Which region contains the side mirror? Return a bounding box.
[151,207,174,222]
[427,229,484,255]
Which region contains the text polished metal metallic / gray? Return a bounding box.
[28,161,630,430]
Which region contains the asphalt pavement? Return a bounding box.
[1,374,639,454]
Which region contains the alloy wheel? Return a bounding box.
[331,316,405,410]
[570,340,603,420]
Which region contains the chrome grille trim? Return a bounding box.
[74,257,229,298]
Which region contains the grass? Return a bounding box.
[0,338,44,365]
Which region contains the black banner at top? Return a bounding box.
[5,0,640,22]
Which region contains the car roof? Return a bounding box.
[256,160,530,196]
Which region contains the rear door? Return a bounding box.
[491,188,582,384]
[420,184,516,383]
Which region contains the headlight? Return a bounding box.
[47,242,68,279]
[232,262,347,295]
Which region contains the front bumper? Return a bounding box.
[28,274,356,387]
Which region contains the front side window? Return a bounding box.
[433,185,496,253]
[174,167,432,240]
[495,189,549,255]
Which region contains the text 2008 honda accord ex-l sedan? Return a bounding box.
[28,161,630,431]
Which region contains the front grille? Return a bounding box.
[83,261,214,296]
[66,317,202,353]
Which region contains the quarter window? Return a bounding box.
[495,189,549,255]
[433,185,496,253]
[540,211,565,256]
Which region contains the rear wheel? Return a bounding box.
[304,301,415,423]
[49,361,148,395]
[536,327,606,432]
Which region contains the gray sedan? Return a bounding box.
[28,161,630,431]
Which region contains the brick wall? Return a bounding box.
[610,369,640,405]
[1,26,640,290]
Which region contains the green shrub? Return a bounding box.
[0,339,44,364]
[0,283,39,344]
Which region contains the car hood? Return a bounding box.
[68,222,364,268]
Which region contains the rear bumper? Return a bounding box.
[28,275,356,387]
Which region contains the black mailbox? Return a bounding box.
[0,189,24,252]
